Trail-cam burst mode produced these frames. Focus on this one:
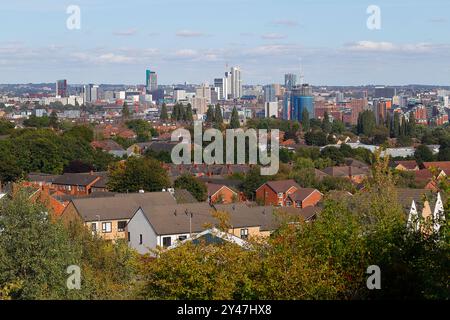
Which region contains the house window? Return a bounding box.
[91,223,97,232]
[296,201,302,208]
[128,232,130,242]
[240,228,249,240]
[162,237,172,247]
[117,221,127,232]
[102,222,112,233]
[277,192,283,198]
[139,234,143,245]
[286,201,292,207]
[178,235,187,241]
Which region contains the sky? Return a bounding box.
[0,0,449,86]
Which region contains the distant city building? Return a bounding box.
[336,91,344,103]
[375,86,396,99]
[263,84,277,103]
[284,73,297,91]
[56,79,68,98]
[214,78,228,100]
[146,69,158,93]
[174,88,187,102]
[230,66,242,99]
[265,102,278,118]
[90,85,99,103]
[192,97,208,114]
[83,84,93,104]
[290,84,314,121]
[374,99,392,124]
[195,83,211,103]
[283,91,291,120]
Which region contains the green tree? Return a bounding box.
[414,144,434,164]
[437,136,450,161]
[174,174,207,201]
[0,120,14,135]
[241,166,268,200]
[214,104,223,126]
[408,112,416,137]
[0,190,77,299]
[357,110,376,136]
[229,106,240,129]
[301,109,310,132]
[185,103,193,122]
[320,146,345,165]
[206,105,215,123]
[49,111,58,129]
[321,112,331,133]
[160,103,168,121]
[122,102,130,118]
[304,131,327,146]
[393,112,401,138]
[107,157,170,192]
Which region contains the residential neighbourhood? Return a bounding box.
[0,0,449,303]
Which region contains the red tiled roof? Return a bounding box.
[287,188,320,202]
[395,160,419,170]
[264,179,300,193]
[423,161,450,173]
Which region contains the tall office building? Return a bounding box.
[214,78,228,100]
[284,73,297,91]
[290,84,314,121]
[374,86,396,99]
[195,83,211,103]
[56,79,68,97]
[83,84,93,104]
[263,84,277,103]
[90,85,99,103]
[146,69,158,93]
[230,66,242,99]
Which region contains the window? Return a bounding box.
[240,228,249,240]
[128,232,130,242]
[139,234,143,245]
[178,235,187,241]
[91,223,97,232]
[102,222,112,233]
[118,221,127,232]
[277,192,283,198]
[286,201,292,207]
[162,237,172,247]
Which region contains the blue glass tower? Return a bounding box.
[290,84,314,121]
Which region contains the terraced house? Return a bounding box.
[127,202,320,254]
[255,180,322,208]
[60,192,178,241]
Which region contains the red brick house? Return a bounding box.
[207,183,238,204]
[255,180,322,208]
[52,173,102,196]
[286,188,323,208]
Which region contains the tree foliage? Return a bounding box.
[107,156,170,192]
[174,174,207,201]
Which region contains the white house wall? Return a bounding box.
[127,209,158,254]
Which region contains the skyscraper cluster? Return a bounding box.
[213,66,242,100]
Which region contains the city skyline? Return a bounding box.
[0,0,449,85]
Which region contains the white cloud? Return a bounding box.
[272,19,298,27]
[261,33,286,40]
[113,29,137,36]
[344,41,441,53]
[244,44,300,57]
[174,49,198,57]
[176,30,207,37]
